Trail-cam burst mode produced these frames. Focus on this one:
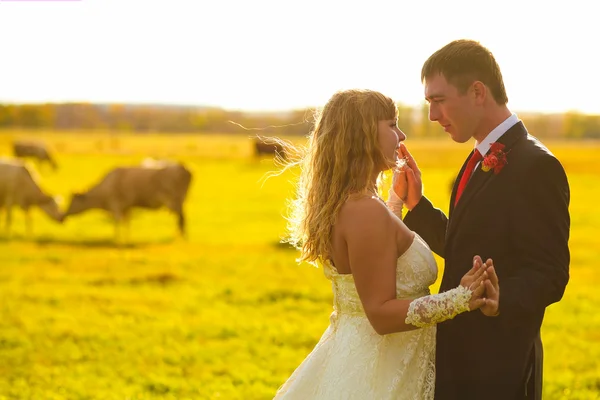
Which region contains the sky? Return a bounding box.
[0,0,598,114]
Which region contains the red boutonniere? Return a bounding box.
[481,142,509,174]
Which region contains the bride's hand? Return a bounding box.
[460,256,489,310]
[391,149,408,201]
[460,256,488,290]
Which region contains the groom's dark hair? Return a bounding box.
[421,39,509,105]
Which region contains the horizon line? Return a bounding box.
[0,100,597,116]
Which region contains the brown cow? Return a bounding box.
[61,159,192,241]
[12,140,58,170]
[0,158,62,235]
[254,137,287,159]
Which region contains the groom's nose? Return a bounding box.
[428,104,440,122]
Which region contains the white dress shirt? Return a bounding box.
[474,113,520,169]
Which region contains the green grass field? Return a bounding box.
[0,130,599,399]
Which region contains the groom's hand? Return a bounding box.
[395,143,422,210]
[480,258,500,317]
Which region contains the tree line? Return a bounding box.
[0,103,598,138]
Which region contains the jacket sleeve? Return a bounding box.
[402,196,448,258]
[500,155,570,317]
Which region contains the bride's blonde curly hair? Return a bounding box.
[285,89,398,265]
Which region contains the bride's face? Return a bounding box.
[377,119,405,170]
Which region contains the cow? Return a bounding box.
[0,158,62,235]
[12,140,58,170]
[61,159,192,242]
[254,136,287,160]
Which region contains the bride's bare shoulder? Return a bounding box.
[339,194,390,226]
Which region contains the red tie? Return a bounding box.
[454,149,483,206]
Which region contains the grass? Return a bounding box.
[0,130,598,399]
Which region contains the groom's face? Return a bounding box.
[424,73,478,143]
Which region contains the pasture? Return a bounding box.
[0,130,599,399]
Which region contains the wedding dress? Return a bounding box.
[274,233,441,400]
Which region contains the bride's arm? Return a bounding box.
[343,198,486,335]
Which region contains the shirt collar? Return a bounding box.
[475,113,519,156]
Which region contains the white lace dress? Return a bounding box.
[274,233,438,399]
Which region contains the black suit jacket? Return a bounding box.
[403,122,570,400]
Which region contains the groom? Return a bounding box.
[397,40,570,399]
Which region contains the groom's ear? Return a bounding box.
[471,81,487,105]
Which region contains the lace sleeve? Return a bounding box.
[405,286,472,328]
[386,187,404,218]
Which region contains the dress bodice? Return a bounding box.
[323,233,438,317]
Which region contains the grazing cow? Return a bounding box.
[61,159,192,241]
[254,137,286,159]
[0,159,62,235]
[12,140,58,170]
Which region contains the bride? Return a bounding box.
[274,89,496,399]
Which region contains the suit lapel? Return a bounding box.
[447,122,528,239]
